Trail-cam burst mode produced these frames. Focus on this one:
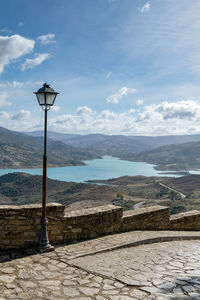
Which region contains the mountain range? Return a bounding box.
[1,126,200,170]
[120,141,200,171]
[0,127,99,169]
[26,130,200,155]
[26,130,200,171]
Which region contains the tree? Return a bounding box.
[116,192,124,201]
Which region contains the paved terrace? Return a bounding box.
[1,231,200,299]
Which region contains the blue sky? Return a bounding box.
[0,0,200,135]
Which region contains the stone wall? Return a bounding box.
[170,210,200,230]
[122,206,170,231]
[1,203,200,249]
[0,203,123,249]
[62,205,123,242]
[0,203,65,249]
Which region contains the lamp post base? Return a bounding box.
[37,218,54,252]
[37,245,55,253]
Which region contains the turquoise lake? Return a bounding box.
[0,156,185,182]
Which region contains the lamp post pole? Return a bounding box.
[42,107,47,220]
[34,83,59,251]
[38,107,50,250]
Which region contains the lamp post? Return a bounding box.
[34,83,59,250]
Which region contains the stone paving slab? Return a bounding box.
[51,230,200,261]
[70,240,200,299]
[0,249,148,299]
[1,231,200,299]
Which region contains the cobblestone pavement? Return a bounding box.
[0,250,148,300]
[1,231,200,299]
[71,240,200,299]
[44,230,200,261]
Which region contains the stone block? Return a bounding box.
[24,232,37,238]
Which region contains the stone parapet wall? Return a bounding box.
[0,203,200,249]
[0,203,123,249]
[170,210,200,230]
[0,203,65,248]
[122,206,170,231]
[62,205,123,242]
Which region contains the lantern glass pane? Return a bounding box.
[46,93,56,105]
[36,93,45,105]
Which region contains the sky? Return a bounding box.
[0,0,200,136]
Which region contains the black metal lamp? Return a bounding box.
[35,82,58,108]
[34,83,59,251]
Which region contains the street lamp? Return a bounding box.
[34,82,59,250]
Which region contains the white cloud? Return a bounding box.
[12,81,24,88]
[12,109,31,120]
[135,100,200,135]
[100,110,117,119]
[0,80,42,89]
[34,81,44,86]
[0,109,35,132]
[51,105,60,112]
[37,34,55,45]
[0,34,34,74]
[0,92,11,107]
[52,114,79,131]
[0,111,11,119]
[137,99,144,106]
[76,106,93,115]
[106,71,112,78]
[48,100,200,136]
[50,108,133,134]
[21,53,50,71]
[2,99,200,136]
[128,108,136,114]
[106,87,137,104]
[0,28,12,34]
[120,1,200,80]
[142,100,200,121]
[18,22,24,27]
[138,2,150,13]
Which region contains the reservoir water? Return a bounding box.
[0,156,182,182]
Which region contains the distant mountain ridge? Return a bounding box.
[26,130,200,156]
[4,127,200,170]
[120,141,200,171]
[0,126,99,169]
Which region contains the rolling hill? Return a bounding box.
[26,130,200,156]
[3,172,200,215]
[0,127,99,169]
[119,141,200,171]
[0,172,116,208]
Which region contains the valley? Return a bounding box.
[26,130,200,171]
[1,126,200,172]
[1,126,200,215]
[0,127,100,169]
[1,172,200,215]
